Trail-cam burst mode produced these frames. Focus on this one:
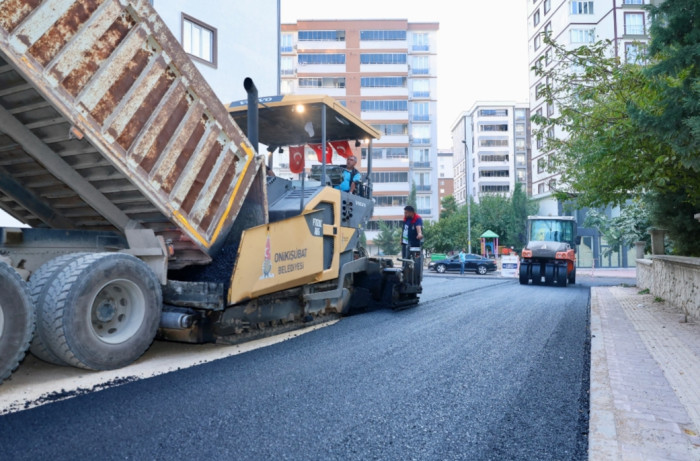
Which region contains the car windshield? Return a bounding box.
[530,219,574,243]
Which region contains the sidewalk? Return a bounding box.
[589,285,700,460]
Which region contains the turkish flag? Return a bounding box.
[289,145,305,173]
[330,140,352,159]
[309,143,333,163]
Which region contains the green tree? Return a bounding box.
[533,31,700,255]
[583,199,652,257]
[440,195,458,219]
[532,36,670,208]
[506,183,538,249]
[374,221,400,256]
[408,183,417,210]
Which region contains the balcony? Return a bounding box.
[411,68,430,75]
[410,114,430,122]
[411,138,431,145]
[417,208,431,215]
[625,25,645,35]
[412,161,431,168]
[415,185,431,192]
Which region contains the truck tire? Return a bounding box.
[519,262,529,285]
[569,268,576,285]
[0,261,35,384]
[28,253,88,366]
[40,253,162,370]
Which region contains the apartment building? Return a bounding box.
[280,19,439,253]
[527,0,654,215]
[450,103,530,205]
[436,149,454,215]
[527,0,655,267]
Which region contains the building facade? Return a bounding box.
[436,149,455,215]
[450,102,530,206]
[527,0,655,267]
[279,19,439,254]
[150,0,280,104]
[527,0,654,214]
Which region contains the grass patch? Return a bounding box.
[654,296,665,303]
[638,288,650,295]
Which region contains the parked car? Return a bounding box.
[428,253,497,275]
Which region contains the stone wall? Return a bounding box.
[636,256,700,321]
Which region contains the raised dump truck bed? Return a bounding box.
[0,0,263,269]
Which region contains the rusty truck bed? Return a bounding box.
[0,0,263,269]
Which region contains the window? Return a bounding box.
[361,76,407,88]
[360,53,407,64]
[374,196,408,207]
[360,30,406,41]
[479,109,508,117]
[533,10,541,26]
[411,56,429,74]
[298,54,346,65]
[547,102,554,116]
[412,32,429,51]
[361,147,408,159]
[411,125,431,144]
[516,169,526,183]
[281,56,294,75]
[299,77,346,88]
[413,172,431,191]
[480,153,509,162]
[298,30,345,41]
[544,22,552,37]
[281,33,293,53]
[182,14,216,66]
[480,124,508,132]
[537,157,546,173]
[624,13,645,35]
[570,28,595,43]
[411,102,430,121]
[479,170,509,178]
[544,0,551,13]
[534,34,541,50]
[536,83,545,100]
[515,123,526,135]
[516,139,526,150]
[412,79,430,98]
[516,154,526,166]
[361,100,408,112]
[479,139,508,147]
[570,1,594,15]
[369,172,409,183]
[372,124,408,135]
[416,196,431,215]
[515,109,527,120]
[413,148,430,164]
[481,185,510,193]
[538,183,546,194]
[625,43,644,63]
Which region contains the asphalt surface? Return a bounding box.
[0,274,599,460]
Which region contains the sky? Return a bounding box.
[281,0,531,150]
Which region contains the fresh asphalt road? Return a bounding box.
[0,273,629,460]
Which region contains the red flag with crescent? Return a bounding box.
[289,145,305,173]
[330,140,352,159]
[309,143,333,163]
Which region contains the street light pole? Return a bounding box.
[462,131,471,253]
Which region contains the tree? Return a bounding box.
[440,195,458,219]
[583,199,652,257]
[374,221,400,256]
[533,31,700,255]
[532,36,673,209]
[506,183,538,249]
[408,183,417,210]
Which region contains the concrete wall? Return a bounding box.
[637,256,700,321]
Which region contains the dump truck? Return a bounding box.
[518,216,578,286]
[0,0,422,384]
